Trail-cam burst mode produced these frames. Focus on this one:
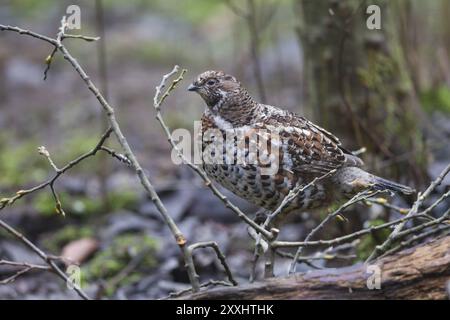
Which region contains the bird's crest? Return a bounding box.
[193,70,237,86]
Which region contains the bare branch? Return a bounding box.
[367,163,450,262]
[0,24,57,45]
[62,34,100,42]
[289,190,384,274]
[0,127,113,211]
[99,146,132,166]
[0,260,51,285]
[43,47,58,80]
[188,241,238,287]
[271,211,433,249]
[378,225,450,259]
[38,146,60,172]
[0,219,90,299]
[276,249,356,263]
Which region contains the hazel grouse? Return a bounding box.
[188,70,414,226]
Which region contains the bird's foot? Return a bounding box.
[254,208,270,225]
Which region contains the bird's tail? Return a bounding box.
[372,176,415,195]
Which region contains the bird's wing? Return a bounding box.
[261,110,358,175]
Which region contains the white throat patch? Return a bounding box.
[212,114,233,130]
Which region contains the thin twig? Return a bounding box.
[43,47,58,80]
[63,34,100,42]
[0,260,51,269]
[366,197,410,215]
[0,260,51,285]
[394,208,450,240]
[276,250,356,262]
[44,16,66,80]
[272,211,431,248]
[0,128,113,211]
[289,190,383,274]
[378,225,450,259]
[367,163,450,262]
[0,25,57,45]
[99,146,132,166]
[0,267,33,284]
[38,146,60,171]
[0,219,90,299]
[188,241,238,286]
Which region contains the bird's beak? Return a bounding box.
[188,83,200,92]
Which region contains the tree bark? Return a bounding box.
[294,0,429,185]
[178,235,450,300]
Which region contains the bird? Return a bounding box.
[188,70,414,226]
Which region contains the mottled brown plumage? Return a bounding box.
[189,70,414,225]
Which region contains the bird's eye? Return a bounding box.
[206,79,216,86]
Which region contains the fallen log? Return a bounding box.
[179,235,450,300]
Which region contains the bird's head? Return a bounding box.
[188,70,241,110]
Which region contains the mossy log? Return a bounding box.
[179,235,450,300]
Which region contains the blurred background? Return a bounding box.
[0,0,449,299]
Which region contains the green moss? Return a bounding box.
[0,131,102,193]
[9,0,55,18]
[71,197,104,216]
[176,0,223,25]
[32,192,104,217]
[107,191,139,211]
[420,85,450,114]
[42,225,94,253]
[0,227,14,240]
[57,132,104,173]
[82,233,158,295]
[357,52,396,94]
[0,136,48,188]
[355,219,391,261]
[129,42,170,64]
[149,0,223,25]
[33,192,60,216]
[31,186,139,218]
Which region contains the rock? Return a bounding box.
[106,172,142,194]
[61,238,99,265]
[138,186,195,222]
[60,177,87,196]
[187,187,258,223]
[0,241,43,266]
[99,211,160,241]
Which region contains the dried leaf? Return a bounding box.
[61,238,99,265]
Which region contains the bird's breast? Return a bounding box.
[200,116,328,212]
